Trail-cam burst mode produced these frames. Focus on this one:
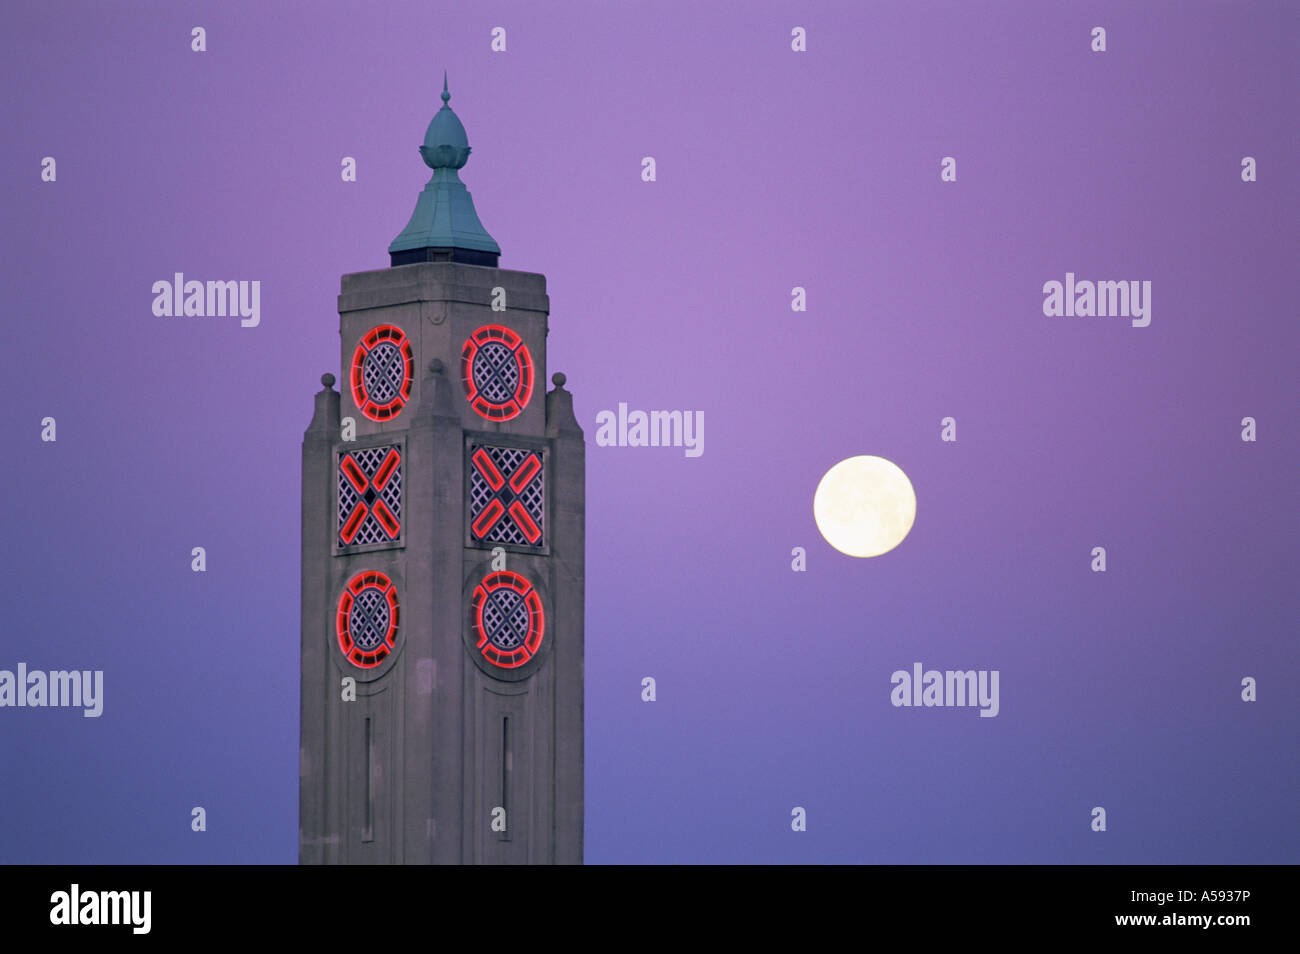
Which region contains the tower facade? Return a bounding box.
[299,80,584,864]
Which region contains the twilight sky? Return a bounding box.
[1,0,1295,864]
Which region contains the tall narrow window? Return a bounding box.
[362,717,374,843]
[500,715,511,841]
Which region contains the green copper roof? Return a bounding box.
[389,75,501,258]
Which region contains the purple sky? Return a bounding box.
[1,0,1295,863]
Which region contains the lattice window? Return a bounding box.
[351,325,414,421]
[471,571,544,669]
[336,570,400,669]
[349,587,391,651]
[460,325,534,421]
[337,445,402,548]
[363,344,405,403]
[469,444,544,547]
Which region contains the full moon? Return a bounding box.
[813,456,916,558]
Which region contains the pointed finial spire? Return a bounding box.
[388,73,502,267]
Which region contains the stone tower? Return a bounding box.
[299,77,584,864]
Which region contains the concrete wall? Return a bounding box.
[300,262,583,864]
